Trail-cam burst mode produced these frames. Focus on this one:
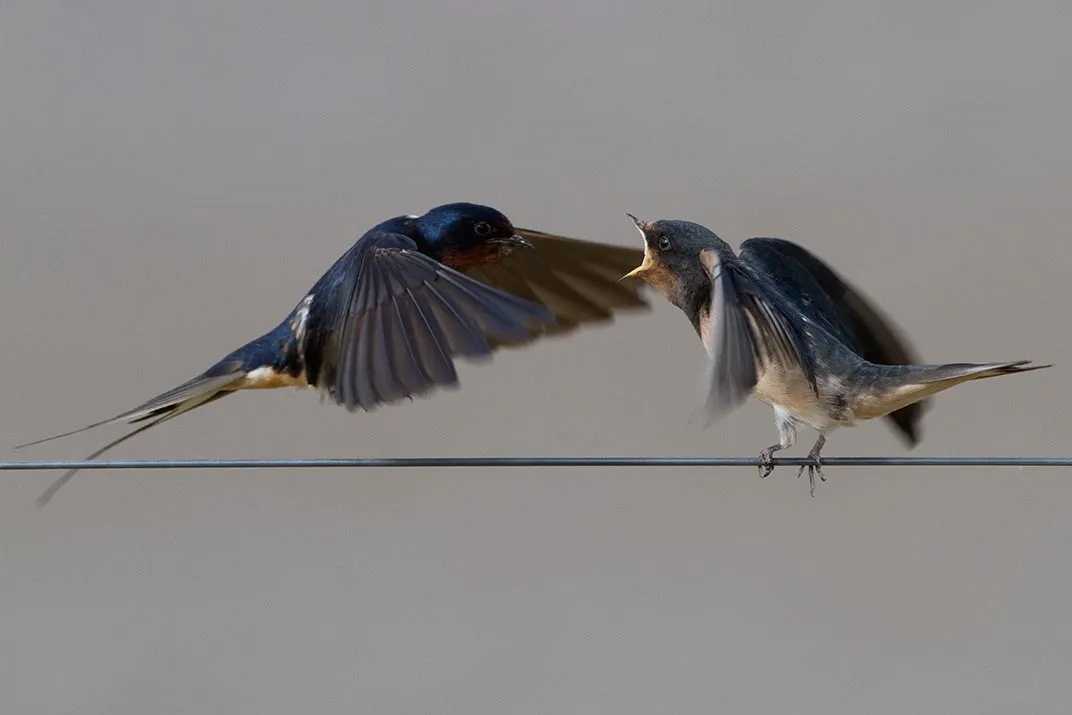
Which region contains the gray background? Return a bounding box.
[2,1,1070,713]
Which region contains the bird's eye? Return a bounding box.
[658,236,672,251]
[474,221,492,236]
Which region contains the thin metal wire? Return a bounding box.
[1,456,1070,471]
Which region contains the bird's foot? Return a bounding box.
[796,447,826,497]
[758,445,780,479]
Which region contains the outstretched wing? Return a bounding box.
[698,249,820,424]
[739,237,924,445]
[301,231,557,412]
[462,228,650,347]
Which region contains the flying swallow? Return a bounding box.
[620,214,1050,494]
[21,202,650,507]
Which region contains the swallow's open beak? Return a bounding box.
[621,252,656,283]
[625,213,647,233]
[620,213,653,282]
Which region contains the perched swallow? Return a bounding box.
[21,202,650,507]
[621,214,1050,493]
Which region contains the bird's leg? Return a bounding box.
[758,443,783,478]
[797,434,827,497]
[759,408,797,478]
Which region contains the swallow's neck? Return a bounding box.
[439,243,513,271]
[370,214,424,247]
[374,215,474,267]
[675,277,712,340]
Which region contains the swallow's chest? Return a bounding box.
[698,311,852,430]
[752,356,862,431]
[751,364,834,425]
[440,244,505,270]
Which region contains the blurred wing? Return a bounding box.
[739,237,924,444]
[463,228,650,346]
[304,231,556,412]
[699,249,819,423]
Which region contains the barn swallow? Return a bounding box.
[621,214,1050,494]
[20,202,650,507]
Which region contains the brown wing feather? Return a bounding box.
[463,228,651,348]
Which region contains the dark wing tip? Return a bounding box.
[887,403,924,446]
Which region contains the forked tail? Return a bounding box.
[854,359,1050,423]
[18,361,247,509]
[906,359,1051,385]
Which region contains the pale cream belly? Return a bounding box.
[752,363,847,431]
[239,366,308,390]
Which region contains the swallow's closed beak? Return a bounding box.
[493,234,534,249]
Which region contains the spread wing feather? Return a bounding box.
[308,232,555,412]
[739,237,924,444]
[699,249,820,423]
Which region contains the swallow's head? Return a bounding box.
[416,203,532,270]
[621,215,726,311]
